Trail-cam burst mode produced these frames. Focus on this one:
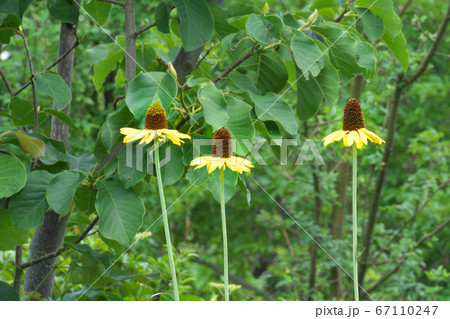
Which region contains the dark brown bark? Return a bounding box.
[23,22,77,299]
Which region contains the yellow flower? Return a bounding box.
[322,98,385,149]
[190,127,254,174]
[120,99,191,146]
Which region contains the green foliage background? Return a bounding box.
[0,0,448,301]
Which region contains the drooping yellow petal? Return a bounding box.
[122,128,151,143]
[361,128,385,144]
[229,156,254,168]
[358,129,368,145]
[323,130,347,147]
[191,156,209,170]
[345,130,359,147]
[207,159,225,174]
[143,131,157,144]
[355,131,363,149]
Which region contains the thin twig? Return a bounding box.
[0,68,14,95]
[45,34,86,71]
[194,48,212,70]
[212,49,254,83]
[13,33,85,96]
[98,0,124,6]
[19,29,38,132]
[369,181,448,264]
[406,4,450,84]
[19,216,100,269]
[135,22,156,36]
[365,217,450,294]
[13,245,23,293]
[399,0,412,17]
[113,94,125,110]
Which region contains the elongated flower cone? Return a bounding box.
[212,127,233,158]
[145,100,168,130]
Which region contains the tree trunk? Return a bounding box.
[124,0,136,83]
[24,22,77,299]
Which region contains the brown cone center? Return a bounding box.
[145,104,168,130]
[343,98,365,131]
[211,127,232,158]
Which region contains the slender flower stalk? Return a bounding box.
[352,145,359,301]
[219,167,229,301]
[190,127,254,300]
[322,99,385,301]
[155,141,180,301]
[120,99,190,301]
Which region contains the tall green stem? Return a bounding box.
[154,141,180,301]
[219,168,229,301]
[352,145,359,301]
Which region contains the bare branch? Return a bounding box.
[19,216,100,269]
[113,94,125,110]
[365,217,450,294]
[399,0,412,17]
[45,34,86,71]
[0,69,14,95]
[135,22,156,36]
[13,33,85,97]
[406,4,450,84]
[18,29,38,132]
[212,49,254,83]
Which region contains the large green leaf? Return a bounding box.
[0,14,21,44]
[7,96,34,126]
[0,131,46,158]
[126,72,177,128]
[224,96,255,156]
[46,171,86,214]
[245,14,272,44]
[0,154,27,199]
[296,61,340,120]
[36,71,72,110]
[251,93,298,135]
[355,0,409,70]
[290,30,325,80]
[9,170,53,230]
[102,106,136,153]
[92,37,126,92]
[207,168,238,204]
[0,0,33,18]
[46,0,79,25]
[173,0,213,51]
[311,21,365,83]
[74,185,97,214]
[355,7,384,41]
[208,2,239,39]
[159,141,185,186]
[0,281,20,301]
[41,108,77,130]
[95,179,145,245]
[155,1,171,33]
[117,145,146,189]
[0,209,28,251]
[198,84,229,130]
[240,50,288,94]
[83,0,111,26]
